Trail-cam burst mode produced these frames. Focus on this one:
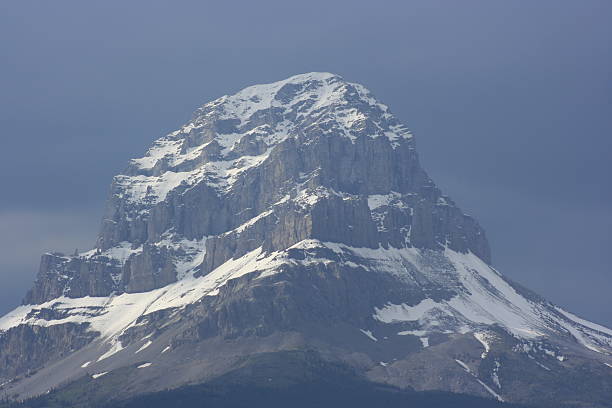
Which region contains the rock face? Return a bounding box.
[1,73,611,406]
[0,323,96,379]
[25,72,490,304]
[24,253,121,304]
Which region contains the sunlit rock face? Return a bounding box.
[1,73,610,407]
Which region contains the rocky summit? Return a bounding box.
[1,73,611,407]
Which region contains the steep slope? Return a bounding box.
[1,73,611,406]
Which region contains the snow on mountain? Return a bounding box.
[2,242,610,359]
[118,73,411,206]
[1,72,611,405]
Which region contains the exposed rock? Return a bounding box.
[123,244,176,293]
[0,323,96,380]
[24,253,120,304]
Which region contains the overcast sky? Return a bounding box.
[0,0,610,326]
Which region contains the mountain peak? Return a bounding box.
[228,71,342,102]
[213,71,366,119]
[121,73,413,210]
[147,72,411,166]
[208,71,391,127]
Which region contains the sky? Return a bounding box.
[0,0,610,326]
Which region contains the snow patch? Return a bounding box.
[374,298,440,323]
[477,378,503,401]
[92,372,108,379]
[234,210,274,234]
[117,148,272,208]
[455,359,504,402]
[130,139,183,171]
[492,360,501,389]
[397,330,429,347]
[397,330,428,336]
[156,236,208,280]
[135,340,152,354]
[80,242,142,265]
[552,309,610,354]
[555,307,612,337]
[455,359,470,372]
[360,329,378,342]
[98,341,124,362]
[474,332,492,359]
[367,192,404,211]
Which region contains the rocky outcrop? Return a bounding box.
[0,322,96,380]
[24,253,121,304]
[122,244,176,293]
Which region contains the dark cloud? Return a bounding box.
[0,0,610,324]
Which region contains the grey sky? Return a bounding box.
[1,0,610,325]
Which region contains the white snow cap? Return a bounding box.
[121,72,412,207]
[212,72,406,137]
[216,72,381,121]
[216,72,366,118]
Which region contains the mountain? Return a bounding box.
[0,72,611,407]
